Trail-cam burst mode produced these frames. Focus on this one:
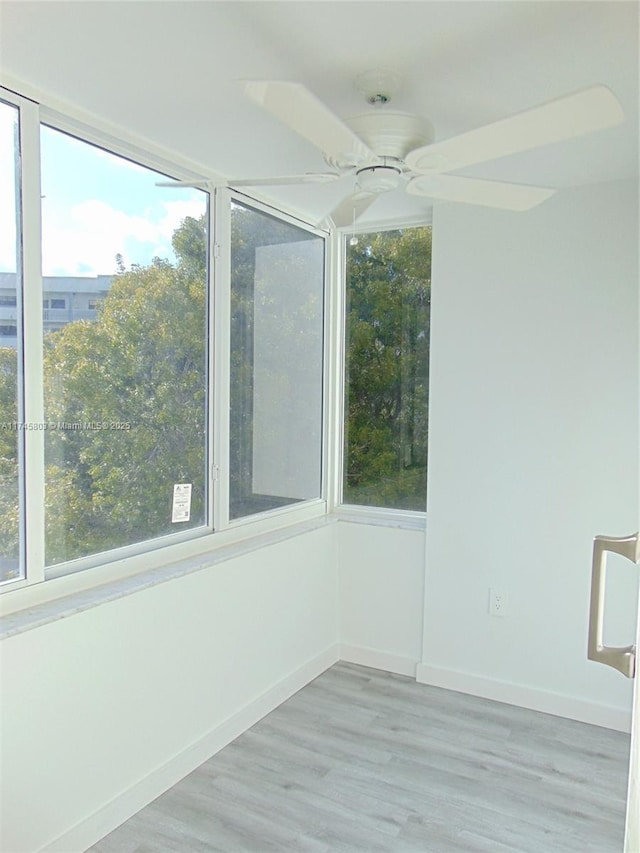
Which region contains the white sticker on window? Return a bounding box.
[171,483,192,523]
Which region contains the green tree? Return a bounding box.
[344,227,431,510]
[0,347,19,574]
[43,215,208,564]
[171,213,208,279]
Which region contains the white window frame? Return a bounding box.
[221,189,330,531]
[0,86,330,613]
[334,220,432,529]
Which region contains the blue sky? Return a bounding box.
[0,102,207,277]
[0,100,18,272]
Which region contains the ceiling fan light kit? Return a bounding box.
[238,76,625,226]
[356,164,402,194]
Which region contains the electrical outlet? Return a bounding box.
[489,588,508,617]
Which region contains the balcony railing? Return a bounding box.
[43,308,97,322]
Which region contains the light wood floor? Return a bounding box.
[90,663,630,853]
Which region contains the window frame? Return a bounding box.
[0,86,332,607]
[213,189,331,533]
[334,221,431,525]
[1,89,218,590]
[223,191,329,527]
[37,119,214,574]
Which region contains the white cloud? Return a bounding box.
[41,196,207,276]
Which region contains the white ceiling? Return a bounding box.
[1,1,638,226]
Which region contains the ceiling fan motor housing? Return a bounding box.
[347,111,434,160]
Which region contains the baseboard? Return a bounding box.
[416,662,632,733]
[43,644,340,853]
[339,643,418,678]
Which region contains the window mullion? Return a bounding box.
[211,188,231,531]
[19,98,45,584]
[324,228,346,513]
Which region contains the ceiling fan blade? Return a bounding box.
[405,85,624,175]
[328,192,378,228]
[228,172,340,188]
[244,81,375,165]
[406,174,555,211]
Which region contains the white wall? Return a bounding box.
[338,522,425,676]
[418,179,639,729]
[0,524,338,853]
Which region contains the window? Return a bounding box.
[342,227,431,511]
[39,125,210,566]
[229,201,325,521]
[0,99,23,582]
[2,86,332,594]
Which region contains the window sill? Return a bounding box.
[333,506,427,531]
[0,514,337,640]
[0,504,426,639]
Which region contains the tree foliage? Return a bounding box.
[0,347,19,573]
[344,227,431,510]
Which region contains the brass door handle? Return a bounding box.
[587,533,639,678]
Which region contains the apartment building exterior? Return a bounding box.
[0,272,113,346]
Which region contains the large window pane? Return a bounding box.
[343,227,431,511]
[40,126,209,566]
[0,101,22,581]
[230,202,324,520]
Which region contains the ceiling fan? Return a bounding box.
[161,71,624,226]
